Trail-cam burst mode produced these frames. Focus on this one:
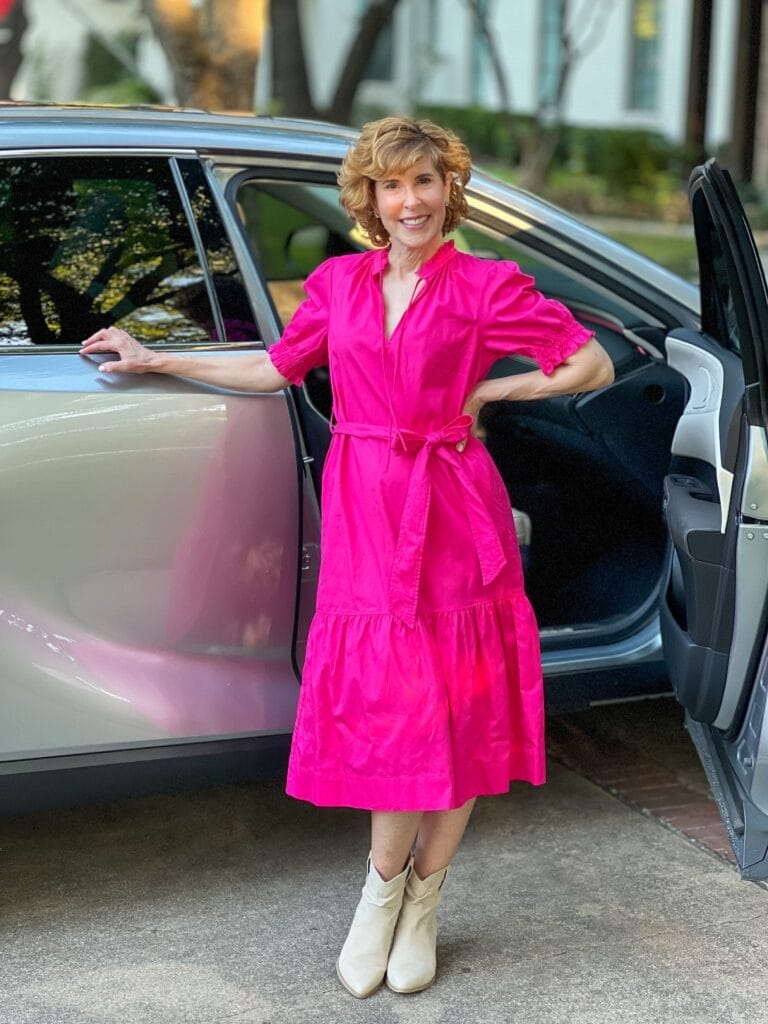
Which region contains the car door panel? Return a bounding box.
[572,359,686,500]
[661,328,745,725]
[661,159,768,876]
[666,330,744,520]
[0,354,301,761]
[661,472,734,723]
[0,149,311,765]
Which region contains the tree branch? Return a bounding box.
[325,0,401,125]
[269,0,315,117]
[464,0,513,111]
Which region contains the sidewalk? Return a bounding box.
[2,747,766,1024]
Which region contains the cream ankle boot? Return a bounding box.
[336,855,412,999]
[385,865,447,994]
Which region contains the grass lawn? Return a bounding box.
[478,163,700,278]
[599,229,698,280]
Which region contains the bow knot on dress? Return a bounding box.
[394,413,472,451]
[333,415,508,627]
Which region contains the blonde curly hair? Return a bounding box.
[338,116,471,247]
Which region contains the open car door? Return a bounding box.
[661,158,768,879]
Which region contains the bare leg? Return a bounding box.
[370,810,422,880]
[412,798,476,878]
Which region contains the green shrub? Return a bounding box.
[83,32,137,90]
[559,126,687,196]
[413,104,687,187]
[80,77,161,106]
[79,32,160,106]
[413,103,533,164]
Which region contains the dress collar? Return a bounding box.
[370,240,457,279]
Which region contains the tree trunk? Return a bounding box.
[271,0,402,124]
[465,0,513,111]
[325,0,401,125]
[269,0,316,118]
[729,0,763,182]
[0,0,28,100]
[519,0,572,192]
[142,0,266,111]
[685,0,713,165]
[518,0,611,192]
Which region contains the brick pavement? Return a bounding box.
[547,700,735,864]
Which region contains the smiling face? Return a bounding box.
[373,158,452,259]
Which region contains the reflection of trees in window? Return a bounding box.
[177,160,258,343]
[0,157,213,346]
[628,0,661,111]
[700,204,741,356]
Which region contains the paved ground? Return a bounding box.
[2,699,768,1024]
[549,697,735,864]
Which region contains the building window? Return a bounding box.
[628,0,661,111]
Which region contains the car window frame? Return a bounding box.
[0,148,261,355]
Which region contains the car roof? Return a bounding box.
[0,103,357,156]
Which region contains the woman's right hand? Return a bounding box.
[80,327,159,375]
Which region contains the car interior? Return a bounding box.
[231,176,688,640]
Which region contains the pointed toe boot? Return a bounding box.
[385,866,447,994]
[336,855,412,999]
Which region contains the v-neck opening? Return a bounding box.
[384,276,426,344]
[376,241,456,344]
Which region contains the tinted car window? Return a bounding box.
[178,160,259,343]
[0,157,215,347]
[691,189,741,356]
[236,180,361,324]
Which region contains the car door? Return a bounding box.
[0,152,303,769]
[661,158,768,879]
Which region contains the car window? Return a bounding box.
[691,189,741,356]
[178,160,259,344]
[235,180,363,324]
[0,157,220,347]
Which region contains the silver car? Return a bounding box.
[2,108,765,877]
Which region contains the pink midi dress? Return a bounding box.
[268,241,593,811]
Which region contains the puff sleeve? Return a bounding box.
[482,261,594,376]
[267,259,332,386]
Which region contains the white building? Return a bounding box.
[291,0,740,153]
[9,0,747,160]
[12,0,170,105]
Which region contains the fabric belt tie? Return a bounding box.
[331,415,508,628]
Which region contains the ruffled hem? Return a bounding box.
[286,592,545,812]
[287,757,545,813]
[267,340,306,387]
[538,319,594,377]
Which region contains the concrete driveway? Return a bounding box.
[2,715,767,1024]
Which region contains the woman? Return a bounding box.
[80,117,614,998]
